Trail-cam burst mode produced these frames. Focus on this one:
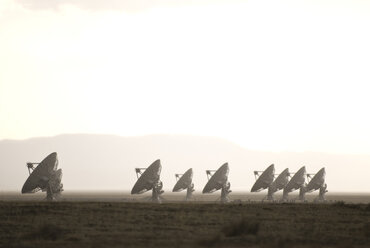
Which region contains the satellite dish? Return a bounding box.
[282,166,306,201]
[267,168,290,200]
[21,152,63,201]
[299,167,327,202]
[131,159,164,203]
[172,168,194,201]
[251,164,275,192]
[202,163,231,203]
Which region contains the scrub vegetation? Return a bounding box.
[0,201,369,248]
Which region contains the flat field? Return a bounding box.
[0,200,369,248]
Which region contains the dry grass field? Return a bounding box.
[0,200,369,248]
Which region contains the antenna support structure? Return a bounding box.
[202,163,231,203]
[131,159,164,203]
[172,169,195,201]
[22,153,63,201]
[298,168,328,202]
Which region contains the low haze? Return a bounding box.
[1,0,370,192]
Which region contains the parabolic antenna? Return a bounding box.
[131,159,164,203]
[299,167,327,202]
[251,164,275,192]
[282,166,306,201]
[172,168,194,201]
[202,163,231,203]
[21,152,63,201]
[267,168,290,200]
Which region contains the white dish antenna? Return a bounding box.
[282,166,306,201]
[251,164,275,192]
[267,168,290,200]
[172,168,194,201]
[299,167,327,202]
[131,159,164,203]
[202,163,231,203]
[21,152,63,201]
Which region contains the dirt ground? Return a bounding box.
[0,199,369,248]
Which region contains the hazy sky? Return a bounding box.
[1,0,370,154]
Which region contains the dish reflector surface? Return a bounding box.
[284,166,306,193]
[202,163,229,194]
[172,168,193,192]
[269,168,290,193]
[251,164,275,192]
[306,168,326,192]
[22,152,59,194]
[131,159,161,194]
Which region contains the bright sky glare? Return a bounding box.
[1,0,370,154]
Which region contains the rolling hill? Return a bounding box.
[0,134,369,192]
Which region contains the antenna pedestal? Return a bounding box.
[281,189,289,202]
[151,181,164,203]
[299,186,307,201]
[186,184,194,201]
[315,184,328,202]
[46,185,55,201]
[151,189,161,203]
[45,178,63,201]
[220,182,231,203]
[267,187,275,201]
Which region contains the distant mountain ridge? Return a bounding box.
[0,134,369,192]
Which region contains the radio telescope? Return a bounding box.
[282,166,306,202]
[172,168,194,201]
[267,168,290,201]
[131,159,164,203]
[299,167,327,202]
[251,164,275,193]
[21,152,63,201]
[202,163,231,203]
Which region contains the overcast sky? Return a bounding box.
[1,0,370,154]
